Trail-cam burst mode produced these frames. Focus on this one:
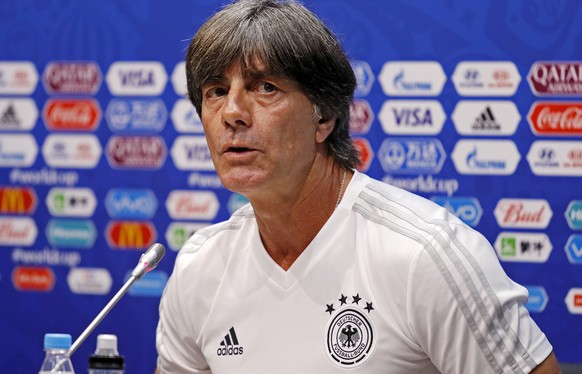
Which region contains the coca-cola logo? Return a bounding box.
[43,62,102,94]
[43,99,101,131]
[528,62,582,96]
[106,135,167,169]
[494,198,553,229]
[528,102,582,135]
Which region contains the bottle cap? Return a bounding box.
[44,333,72,350]
[96,334,118,355]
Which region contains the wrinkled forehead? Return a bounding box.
[205,55,287,84]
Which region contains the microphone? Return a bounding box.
[52,243,166,371]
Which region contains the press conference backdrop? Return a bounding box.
[1,0,581,372]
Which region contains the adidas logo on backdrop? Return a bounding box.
[216,327,244,356]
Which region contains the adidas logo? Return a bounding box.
[216,327,244,356]
[472,106,500,131]
[0,104,20,126]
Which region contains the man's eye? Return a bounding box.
[258,82,276,93]
[211,87,227,97]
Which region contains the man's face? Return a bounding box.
[199,62,330,200]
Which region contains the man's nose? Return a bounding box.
[221,88,251,129]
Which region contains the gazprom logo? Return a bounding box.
[46,219,96,248]
[105,188,158,219]
[431,196,482,227]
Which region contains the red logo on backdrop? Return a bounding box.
[353,138,373,172]
[43,99,101,131]
[575,294,582,307]
[0,187,37,214]
[349,99,374,134]
[528,62,582,95]
[12,266,55,292]
[106,136,167,169]
[528,102,582,135]
[43,62,102,94]
[106,221,156,249]
[491,69,513,88]
[498,202,547,226]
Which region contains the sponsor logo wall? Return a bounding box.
[0,1,581,372]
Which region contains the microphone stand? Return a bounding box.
[50,243,166,373]
[50,275,138,373]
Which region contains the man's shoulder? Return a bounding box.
[178,203,255,258]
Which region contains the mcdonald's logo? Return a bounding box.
[106,220,156,249]
[0,187,37,214]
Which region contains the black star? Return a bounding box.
[365,302,374,313]
[338,294,348,305]
[352,294,362,305]
[325,303,335,315]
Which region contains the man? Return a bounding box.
[156,0,560,372]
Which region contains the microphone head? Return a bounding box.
[131,243,166,279]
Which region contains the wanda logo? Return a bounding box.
[43,99,101,131]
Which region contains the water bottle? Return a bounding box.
[88,334,124,374]
[39,333,75,374]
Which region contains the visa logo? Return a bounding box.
[105,188,157,219]
[119,70,154,86]
[393,108,433,126]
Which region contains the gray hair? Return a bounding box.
[185,0,360,169]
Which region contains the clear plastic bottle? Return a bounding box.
[39,333,75,374]
[87,334,124,374]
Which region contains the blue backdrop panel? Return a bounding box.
[0,0,581,372]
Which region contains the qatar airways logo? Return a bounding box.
[42,62,102,94]
[528,102,582,135]
[494,198,552,229]
[165,190,219,220]
[528,62,582,96]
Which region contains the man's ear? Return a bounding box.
[315,117,336,144]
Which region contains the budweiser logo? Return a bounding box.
[44,99,100,130]
[528,62,582,95]
[529,102,582,135]
[494,199,552,229]
[166,190,219,220]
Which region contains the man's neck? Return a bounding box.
[250,162,352,271]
